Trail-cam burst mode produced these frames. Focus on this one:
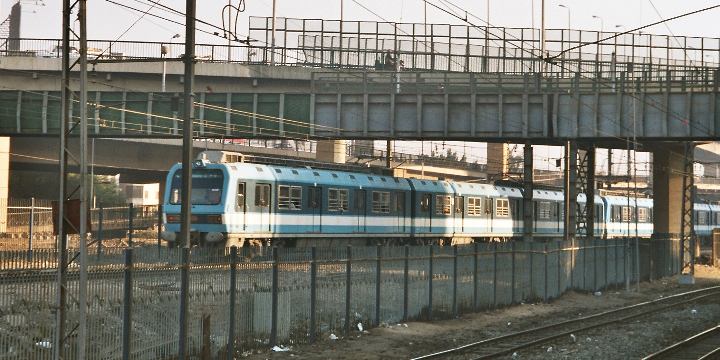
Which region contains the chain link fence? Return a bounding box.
[0,238,680,358]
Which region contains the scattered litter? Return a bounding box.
[546,346,553,352]
[511,351,519,358]
[507,321,512,326]
[570,334,577,343]
[409,342,413,345]
[593,291,602,296]
[357,323,364,332]
[329,334,338,340]
[586,337,592,342]
[691,309,698,315]
[363,330,370,334]
[240,350,252,357]
[380,322,389,328]
[272,345,290,352]
[35,340,51,349]
[403,323,408,328]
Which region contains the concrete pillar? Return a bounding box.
[523,143,533,241]
[0,137,8,232]
[564,141,577,241]
[486,142,508,180]
[652,145,686,237]
[316,140,347,164]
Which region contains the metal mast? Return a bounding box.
[54,0,89,358]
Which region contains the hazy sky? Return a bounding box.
[4,0,713,175]
[5,0,720,42]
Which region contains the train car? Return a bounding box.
[694,202,713,239]
[407,178,456,244]
[449,182,523,241]
[162,160,414,247]
[603,196,653,238]
[532,189,564,237]
[578,194,606,238]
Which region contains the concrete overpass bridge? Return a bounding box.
[2,16,720,272]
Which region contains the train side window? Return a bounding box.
[468,197,482,216]
[435,195,452,215]
[328,188,349,212]
[278,185,302,210]
[372,191,391,214]
[495,199,509,217]
[537,201,552,220]
[255,184,270,207]
[621,206,633,222]
[638,207,648,222]
[236,182,246,211]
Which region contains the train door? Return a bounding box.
[308,186,322,233]
[236,182,246,231]
[355,189,367,232]
[397,192,406,233]
[484,198,493,233]
[421,193,433,233]
[454,196,465,233]
[255,183,271,233]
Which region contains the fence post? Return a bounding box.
[403,245,409,322]
[570,238,575,289]
[473,242,478,312]
[615,238,620,286]
[529,242,534,297]
[375,245,381,327]
[178,247,190,359]
[583,238,588,290]
[270,247,279,347]
[452,245,458,318]
[97,206,103,259]
[227,246,237,359]
[309,247,317,343]
[649,239,654,282]
[122,248,133,360]
[556,242,561,294]
[345,246,352,337]
[605,240,609,289]
[202,314,211,360]
[428,245,434,321]
[128,203,134,247]
[493,243,498,308]
[543,243,548,302]
[28,197,34,260]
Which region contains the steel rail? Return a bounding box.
[642,324,720,360]
[411,285,720,360]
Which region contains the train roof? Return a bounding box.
[406,178,454,194]
[534,189,564,202]
[452,182,523,198]
[227,163,412,191]
[603,195,653,207]
[577,194,604,204]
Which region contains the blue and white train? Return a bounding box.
[161,158,720,247]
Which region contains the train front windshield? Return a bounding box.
[169,169,224,205]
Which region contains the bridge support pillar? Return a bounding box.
[577,145,596,239]
[316,140,347,164]
[487,142,508,180]
[564,141,578,241]
[652,143,695,279]
[0,137,7,233]
[523,143,533,241]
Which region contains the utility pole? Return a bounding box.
[271,0,277,65]
[77,0,89,358]
[178,0,196,358]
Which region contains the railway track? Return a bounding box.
[411,286,720,360]
[643,324,720,360]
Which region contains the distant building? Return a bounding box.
[119,183,159,206]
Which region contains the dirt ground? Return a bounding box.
[242,265,720,360]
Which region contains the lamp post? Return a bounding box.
[558,4,570,30]
[592,15,604,33]
[161,34,180,92]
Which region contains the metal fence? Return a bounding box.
[0,198,159,250]
[0,238,679,359]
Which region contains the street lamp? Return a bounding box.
[592,15,604,33]
[558,4,570,31]
[161,34,181,92]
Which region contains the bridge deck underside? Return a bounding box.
[1,87,718,141]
